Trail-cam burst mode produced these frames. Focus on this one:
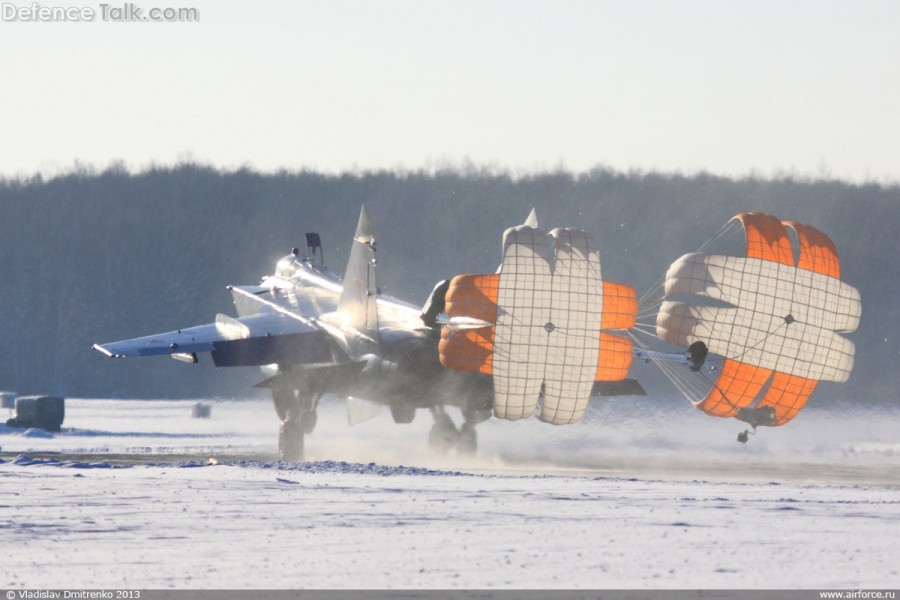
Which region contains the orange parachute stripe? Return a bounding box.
[601,282,637,330]
[438,325,494,375]
[447,276,636,330]
[595,333,632,381]
[783,221,841,279]
[734,212,793,266]
[755,372,817,426]
[444,274,499,322]
[696,358,772,418]
[443,273,637,382]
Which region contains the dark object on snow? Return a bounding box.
[6,396,65,431]
[192,402,211,419]
[1,391,16,410]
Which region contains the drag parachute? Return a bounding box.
[439,224,637,425]
[652,212,861,428]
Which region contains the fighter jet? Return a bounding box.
[94,206,643,459]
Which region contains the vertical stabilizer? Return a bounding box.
[338,205,379,341]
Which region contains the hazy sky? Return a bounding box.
[2,0,898,181]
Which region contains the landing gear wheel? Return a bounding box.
[279,419,305,461]
[428,411,458,456]
[457,422,477,456]
[300,409,318,435]
[272,388,297,423]
[391,405,416,424]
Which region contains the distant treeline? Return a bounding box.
[0,164,897,405]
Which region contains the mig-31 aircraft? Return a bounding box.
[94,206,644,459]
[94,205,862,455]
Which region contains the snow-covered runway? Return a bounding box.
[1,398,898,589]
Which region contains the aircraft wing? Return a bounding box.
[93,309,336,367]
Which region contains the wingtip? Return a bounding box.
[92,343,123,358]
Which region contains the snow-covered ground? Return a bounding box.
[1,397,898,589]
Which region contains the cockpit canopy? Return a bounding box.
[271,236,339,284]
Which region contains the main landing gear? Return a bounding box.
[272,389,492,461]
[427,405,490,457]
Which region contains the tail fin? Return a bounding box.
[338,205,379,340]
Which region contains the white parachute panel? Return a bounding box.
[540,228,603,425]
[492,226,552,420]
[657,253,861,382]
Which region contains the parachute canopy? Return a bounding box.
[656,212,861,427]
[440,225,637,425]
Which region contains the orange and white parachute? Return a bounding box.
[439,223,637,425]
[652,212,861,428]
